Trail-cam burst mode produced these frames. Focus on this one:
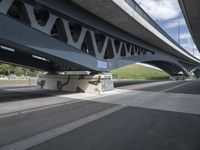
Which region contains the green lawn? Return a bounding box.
[112,64,169,80]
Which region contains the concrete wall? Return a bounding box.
[0,78,37,87]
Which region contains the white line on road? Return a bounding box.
[116,80,177,90]
[133,82,193,101]
[160,81,192,93]
[0,105,126,150]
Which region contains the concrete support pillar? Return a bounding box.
[194,70,200,79]
[169,75,188,80]
[37,73,114,94]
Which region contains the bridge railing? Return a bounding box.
[124,0,193,57]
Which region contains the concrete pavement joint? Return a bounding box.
[0,105,126,150]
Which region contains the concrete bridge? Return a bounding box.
[0,0,200,93]
[179,0,200,78]
[179,0,200,53]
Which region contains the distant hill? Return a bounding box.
[112,64,169,80]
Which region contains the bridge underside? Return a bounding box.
[0,39,93,72]
[179,0,200,52]
[0,0,198,78]
[194,70,200,78]
[143,61,187,77]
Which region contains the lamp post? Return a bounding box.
[190,37,196,56]
[193,43,195,56]
[171,20,181,44]
[178,20,180,44]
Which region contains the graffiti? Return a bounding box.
[37,80,45,88]
[101,77,114,92]
[76,87,85,93]
[89,76,101,85]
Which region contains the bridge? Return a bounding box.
[179,0,200,78]
[0,0,200,93]
[1,1,200,149]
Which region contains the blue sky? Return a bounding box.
[135,0,200,59]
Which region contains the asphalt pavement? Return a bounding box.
[0,80,200,150]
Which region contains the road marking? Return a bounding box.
[160,81,192,93]
[0,99,83,119]
[135,82,193,99]
[0,105,126,150]
[0,81,192,120]
[116,81,177,90]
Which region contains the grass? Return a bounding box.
[112,64,169,80]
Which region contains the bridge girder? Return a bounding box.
[0,0,198,76]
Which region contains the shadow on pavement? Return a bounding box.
[29,106,200,150]
[0,86,73,103]
[122,80,200,94]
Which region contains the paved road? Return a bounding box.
[0,80,200,150]
[113,80,159,87]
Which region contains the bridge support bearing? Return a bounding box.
[37,74,114,94]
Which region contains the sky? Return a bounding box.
[135,0,200,59]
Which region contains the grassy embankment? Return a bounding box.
[112,64,169,80]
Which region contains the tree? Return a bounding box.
[0,63,38,77]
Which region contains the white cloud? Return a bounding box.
[165,18,186,29]
[180,32,191,40]
[135,0,200,59]
[181,41,200,59]
[181,43,193,51]
[135,0,181,21]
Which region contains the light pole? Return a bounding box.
[193,43,195,56]
[190,37,195,56]
[178,20,180,44]
[171,20,181,44]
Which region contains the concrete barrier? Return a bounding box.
[0,78,37,87]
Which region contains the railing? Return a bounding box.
[124,0,194,57]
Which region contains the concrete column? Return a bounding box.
[194,70,200,79]
[37,73,114,94]
[169,74,188,80]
